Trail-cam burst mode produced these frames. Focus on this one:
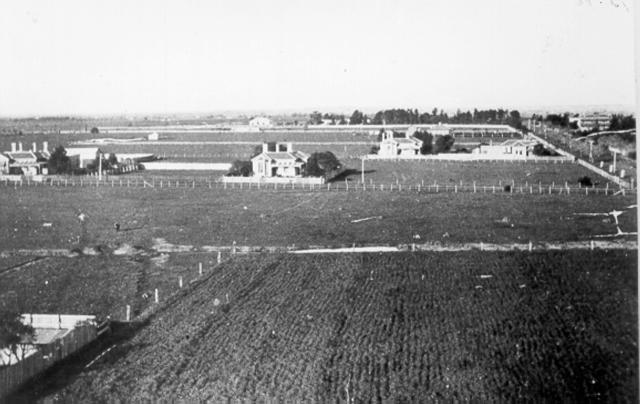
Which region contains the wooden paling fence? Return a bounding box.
[0,322,98,397]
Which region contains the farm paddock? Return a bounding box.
[9,251,635,402]
[0,187,636,251]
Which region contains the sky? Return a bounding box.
[0,0,635,116]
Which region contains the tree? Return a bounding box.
[349,110,364,125]
[412,131,433,154]
[309,111,323,125]
[433,135,454,154]
[532,143,557,156]
[0,310,34,366]
[90,127,99,134]
[227,160,252,177]
[47,146,72,174]
[305,151,342,179]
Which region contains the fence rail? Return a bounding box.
[0,176,633,196]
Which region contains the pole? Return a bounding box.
[361,157,365,184]
[98,153,103,181]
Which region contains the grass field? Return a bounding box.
[13,251,634,402]
[0,187,635,252]
[342,159,602,187]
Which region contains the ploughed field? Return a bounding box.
[39,251,636,402]
[0,187,636,251]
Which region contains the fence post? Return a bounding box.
[155,288,159,303]
[126,305,131,321]
[217,251,222,264]
[179,276,183,288]
[199,262,203,276]
[528,241,532,252]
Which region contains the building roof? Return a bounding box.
[65,148,100,159]
[501,139,536,147]
[253,150,309,162]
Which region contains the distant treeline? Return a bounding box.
[309,108,523,128]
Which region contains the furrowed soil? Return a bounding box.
[24,251,635,402]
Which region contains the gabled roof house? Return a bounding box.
[378,130,423,157]
[251,143,309,177]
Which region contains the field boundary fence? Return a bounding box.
[528,133,632,188]
[0,176,634,196]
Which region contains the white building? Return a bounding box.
[2,142,50,175]
[378,130,423,157]
[65,147,101,169]
[249,117,274,130]
[474,139,537,157]
[251,142,309,177]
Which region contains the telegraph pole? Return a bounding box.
[98,153,103,181]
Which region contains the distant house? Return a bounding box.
[147,132,159,141]
[0,153,9,174]
[427,124,451,136]
[249,117,274,130]
[251,142,309,177]
[474,139,537,157]
[2,142,50,175]
[65,148,101,169]
[577,113,611,131]
[378,130,423,157]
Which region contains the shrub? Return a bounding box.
[578,176,593,187]
[306,152,343,179]
[47,146,72,174]
[227,160,252,177]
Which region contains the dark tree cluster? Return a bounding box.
[47,145,72,174]
[305,151,343,179]
[363,108,522,128]
[608,115,636,131]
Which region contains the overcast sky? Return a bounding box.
[0,0,635,116]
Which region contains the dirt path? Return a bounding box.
[0,239,636,259]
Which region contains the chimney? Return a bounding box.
[43,141,49,153]
[286,142,293,152]
[262,143,268,153]
[10,142,16,152]
[18,142,23,152]
[32,142,37,152]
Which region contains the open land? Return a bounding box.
[9,251,636,402]
[0,187,636,252]
[1,140,637,402]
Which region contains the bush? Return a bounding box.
[227,160,252,177]
[306,151,343,179]
[578,176,593,187]
[90,127,99,134]
[434,135,454,154]
[532,143,558,156]
[47,146,72,174]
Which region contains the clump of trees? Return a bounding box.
[227,160,252,177]
[47,146,72,174]
[0,310,34,367]
[305,151,343,180]
[608,115,636,131]
[532,143,558,156]
[410,131,455,154]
